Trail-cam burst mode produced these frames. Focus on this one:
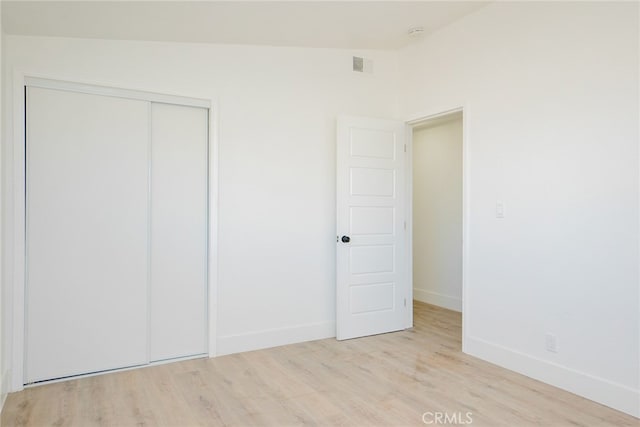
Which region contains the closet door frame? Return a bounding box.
[8,72,220,391]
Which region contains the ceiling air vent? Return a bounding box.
[353,56,364,72]
[353,56,373,73]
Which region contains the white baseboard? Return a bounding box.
[217,321,336,356]
[414,288,462,312]
[465,335,640,418]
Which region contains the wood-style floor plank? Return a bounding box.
[2,301,637,426]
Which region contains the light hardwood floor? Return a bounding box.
[2,301,637,426]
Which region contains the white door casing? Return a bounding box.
[336,116,408,340]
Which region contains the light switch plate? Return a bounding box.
[496,201,505,218]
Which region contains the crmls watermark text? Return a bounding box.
[422,411,473,425]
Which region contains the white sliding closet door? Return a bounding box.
[149,103,208,361]
[25,87,150,383]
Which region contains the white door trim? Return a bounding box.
[404,123,413,329]
[24,77,212,109]
[405,105,470,352]
[7,71,220,391]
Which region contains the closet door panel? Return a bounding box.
[26,87,150,383]
[150,103,208,361]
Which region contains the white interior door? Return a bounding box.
[149,103,208,361]
[336,116,408,340]
[25,87,150,382]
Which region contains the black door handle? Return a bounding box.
[341,235,350,243]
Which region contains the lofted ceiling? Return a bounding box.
[2,1,489,50]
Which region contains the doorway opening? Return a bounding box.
[335,111,466,343]
[408,110,464,347]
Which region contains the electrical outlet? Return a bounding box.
[545,333,558,353]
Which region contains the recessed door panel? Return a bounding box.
[350,128,396,160]
[350,283,395,314]
[350,207,394,236]
[350,168,395,197]
[349,246,394,274]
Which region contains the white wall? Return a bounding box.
[412,116,462,311]
[400,2,639,416]
[1,36,399,385]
